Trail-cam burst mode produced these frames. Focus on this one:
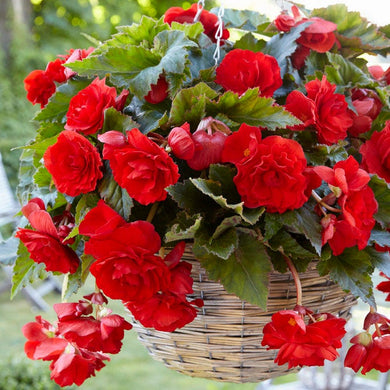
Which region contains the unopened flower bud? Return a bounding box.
[167,123,195,160]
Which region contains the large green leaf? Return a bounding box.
[69,30,197,98]
[165,212,203,243]
[325,53,372,87]
[264,22,311,78]
[318,247,375,307]
[312,5,390,57]
[194,230,272,308]
[194,220,239,260]
[34,79,91,123]
[221,8,270,31]
[365,246,390,277]
[234,32,266,52]
[11,242,48,299]
[369,175,390,227]
[166,179,216,214]
[264,203,323,256]
[169,82,218,126]
[268,230,316,272]
[190,177,261,225]
[206,89,300,130]
[102,107,139,132]
[98,164,133,220]
[94,16,168,53]
[62,254,95,301]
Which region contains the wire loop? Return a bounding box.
[193,0,205,22]
[213,3,225,66]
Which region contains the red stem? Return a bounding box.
[284,255,302,306]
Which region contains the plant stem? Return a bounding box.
[146,202,159,223]
[311,190,342,214]
[284,255,302,306]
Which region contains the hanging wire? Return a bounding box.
[213,2,225,66]
[193,0,205,22]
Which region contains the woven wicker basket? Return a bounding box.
[131,249,357,383]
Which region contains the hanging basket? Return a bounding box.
[130,249,357,383]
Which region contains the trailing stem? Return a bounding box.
[284,255,302,307]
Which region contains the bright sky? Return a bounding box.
[221,0,389,26]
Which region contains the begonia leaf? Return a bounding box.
[62,254,95,301]
[98,164,133,220]
[268,230,316,272]
[68,30,197,98]
[169,82,218,127]
[325,53,372,87]
[264,22,311,78]
[11,241,48,299]
[0,237,18,266]
[318,247,376,308]
[190,177,261,224]
[166,179,216,215]
[234,32,267,52]
[221,8,270,31]
[206,89,301,130]
[365,246,390,277]
[195,220,239,260]
[264,203,323,256]
[34,79,91,123]
[369,175,390,227]
[165,212,203,243]
[194,230,271,309]
[312,4,390,57]
[94,16,168,54]
[102,107,139,133]
[170,21,205,40]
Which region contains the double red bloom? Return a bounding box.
[65,77,128,135]
[15,198,79,274]
[44,130,103,197]
[216,49,282,97]
[285,76,353,145]
[345,311,390,374]
[79,200,202,332]
[24,47,94,108]
[22,293,131,387]
[360,120,390,184]
[222,124,317,213]
[262,307,346,368]
[314,156,377,255]
[99,128,180,205]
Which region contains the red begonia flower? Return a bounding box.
[164,4,229,44]
[360,121,390,183]
[168,123,195,160]
[65,77,117,135]
[99,128,180,205]
[78,199,126,239]
[348,88,382,136]
[125,291,199,332]
[216,49,282,97]
[15,198,79,274]
[24,69,56,108]
[49,346,109,387]
[44,130,103,197]
[377,272,390,301]
[223,128,310,213]
[262,310,346,368]
[296,17,337,53]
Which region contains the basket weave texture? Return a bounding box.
[131,249,357,383]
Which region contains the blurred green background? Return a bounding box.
[0,0,214,190]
